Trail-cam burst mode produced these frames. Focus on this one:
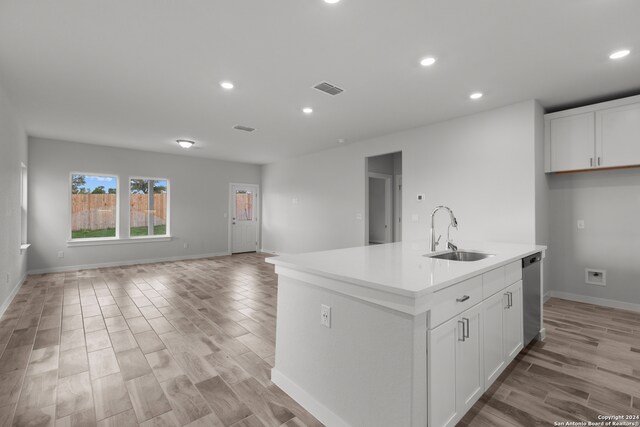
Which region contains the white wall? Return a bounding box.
[0,82,28,313]
[28,138,261,272]
[262,100,542,254]
[548,168,640,307]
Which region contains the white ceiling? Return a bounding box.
[1,0,639,164]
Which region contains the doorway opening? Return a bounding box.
[366,152,402,245]
[229,183,259,254]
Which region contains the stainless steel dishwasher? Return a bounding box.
[522,253,542,346]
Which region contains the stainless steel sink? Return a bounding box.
[424,250,495,262]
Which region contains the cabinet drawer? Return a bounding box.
[430,275,482,328]
[482,266,505,298]
[505,260,522,285]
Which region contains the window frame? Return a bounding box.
[128,176,171,239]
[68,171,120,242]
[20,162,30,254]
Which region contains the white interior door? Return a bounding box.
[368,173,392,244]
[394,174,402,242]
[230,184,258,253]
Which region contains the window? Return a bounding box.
[235,190,253,221]
[129,178,168,237]
[71,174,118,239]
[20,163,29,251]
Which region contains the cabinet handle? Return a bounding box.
[458,320,466,342]
[463,317,470,339]
[456,295,470,303]
[590,158,593,167]
[504,293,510,309]
[507,291,513,308]
[598,156,601,166]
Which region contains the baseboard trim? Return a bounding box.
[27,251,231,275]
[543,291,551,303]
[0,272,27,318]
[271,368,350,427]
[549,291,640,313]
[259,249,279,255]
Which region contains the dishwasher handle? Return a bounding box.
[522,253,542,268]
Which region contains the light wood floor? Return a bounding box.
[460,297,640,426]
[1,254,639,427]
[0,253,322,427]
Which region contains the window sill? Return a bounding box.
[20,243,31,254]
[67,236,172,247]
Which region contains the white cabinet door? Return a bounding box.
[456,305,484,414]
[503,281,523,360]
[597,103,640,168]
[428,316,458,427]
[548,112,595,172]
[481,292,505,386]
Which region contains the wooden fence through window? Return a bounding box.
[71,194,167,231]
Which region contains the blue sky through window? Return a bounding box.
[73,175,117,192]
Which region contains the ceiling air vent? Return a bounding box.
[313,81,344,96]
[233,125,256,132]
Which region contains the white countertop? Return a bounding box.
[267,240,545,298]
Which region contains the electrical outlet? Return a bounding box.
[183,242,189,249]
[320,304,331,328]
[57,251,64,258]
[577,220,585,229]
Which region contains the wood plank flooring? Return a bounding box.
[460,297,640,426]
[1,254,639,426]
[0,253,321,427]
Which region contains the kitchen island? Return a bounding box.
[266,241,545,427]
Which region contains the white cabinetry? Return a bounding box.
[545,95,640,173]
[597,102,640,168]
[503,280,523,360]
[429,260,524,427]
[428,304,483,427]
[547,112,595,171]
[481,291,506,385]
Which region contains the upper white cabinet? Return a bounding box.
[545,95,640,173]
[597,102,640,168]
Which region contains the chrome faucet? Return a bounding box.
[430,206,458,252]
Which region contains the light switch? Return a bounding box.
[577,220,585,229]
[292,198,299,205]
[355,213,362,220]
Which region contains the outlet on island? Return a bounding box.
[320,304,331,328]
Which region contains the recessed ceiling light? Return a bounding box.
[420,57,437,67]
[324,0,341,4]
[177,139,195,148]
[302,107,313,114]
[220,81,234,90]
[609,49,631,60]
[338,138,346,144]
[469,92,483,100]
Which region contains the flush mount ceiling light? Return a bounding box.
[338,138,346,144]
[177,139,195,148]
[609,49,631,59]
[469,92,483,100]
[302,107,313,114]
[420,57,437,67]
[324,0,341,3]
[220,81,234,89]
